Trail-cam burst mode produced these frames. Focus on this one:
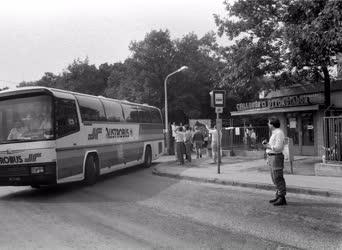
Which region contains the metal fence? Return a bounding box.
[221,126,269,150]
[323,116,342,162]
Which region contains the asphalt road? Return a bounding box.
[0,164,341,250]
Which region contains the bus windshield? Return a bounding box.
[0,94,54,143]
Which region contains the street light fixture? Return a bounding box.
[164,65,188,155]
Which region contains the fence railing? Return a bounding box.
[323,116,342,162]
[221,126,269,150]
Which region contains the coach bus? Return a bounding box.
[0,87,164,187]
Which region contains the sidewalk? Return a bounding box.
[153,154,342,198]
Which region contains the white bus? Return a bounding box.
[0,87,164,187]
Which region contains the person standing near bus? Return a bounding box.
[250,128,257,149]
[171,122,178,159]
[206,124,220,164]
[192,126,204,159]
[184,125,192,163]
[262,117,287,206]
[174,126,185,165]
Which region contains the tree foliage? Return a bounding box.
[18,29,223,123]
[215,0,285,101]
[215,0,342,105]
[282,0,342,107]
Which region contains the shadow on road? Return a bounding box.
[0,162,181,203]
[287,201,342,209]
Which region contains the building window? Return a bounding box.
[286,115,299,145]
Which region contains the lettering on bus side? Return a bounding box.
[105,128,133,139]
[88,128,103,140]
[24,153,42,163]
[0,156,23,164]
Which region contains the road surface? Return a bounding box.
[0,165,341,249]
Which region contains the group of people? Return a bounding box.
[244,127,257,149]
[171,117,287,206]
[171,122,221,165]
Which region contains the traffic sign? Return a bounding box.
[210,90,226,108]
[215,107,223,113]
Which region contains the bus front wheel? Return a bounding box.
[84,155,97,185]
[143,146,152,168]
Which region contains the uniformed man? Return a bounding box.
[263,117,287,206]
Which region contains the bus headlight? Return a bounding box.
[31,166,45,174]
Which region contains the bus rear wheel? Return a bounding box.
[143,146,152,168]
[84,155,98,185]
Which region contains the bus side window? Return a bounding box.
[138,107,152,123]
[102,100,124,122]
[76,95,106,122]
[122,103,139,123]
[55,98,80,138]
[150,108,162,123]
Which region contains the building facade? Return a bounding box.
[230,82,342,156]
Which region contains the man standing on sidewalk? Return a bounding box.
[171,122,178,159]
[263,117,287,206]
[174,126,185,165]
[206,124,220,164]
[192,126,204,159]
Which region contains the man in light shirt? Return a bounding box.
[263,117,287,206]
[206,124,220,164]
[171,122,178,159]
[174,126,185,165]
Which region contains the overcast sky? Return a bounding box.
[0,0,228,89]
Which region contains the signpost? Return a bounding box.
[283,137,294,174]
[210,90,226,174]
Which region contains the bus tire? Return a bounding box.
[84,155,97,185]
[143,146,152,168]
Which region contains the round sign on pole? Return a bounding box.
[215,107,223,113]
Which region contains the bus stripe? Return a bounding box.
[56,138,163,152]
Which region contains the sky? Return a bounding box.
[0,0,228,89]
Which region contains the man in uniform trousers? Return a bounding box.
[263,117,287,206]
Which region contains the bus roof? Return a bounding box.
[0,86,159,110]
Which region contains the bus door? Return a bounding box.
[54,95,83,182]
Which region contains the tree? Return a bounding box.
[171,32,224,120]
[17,29,224,123]
[282,0,342,109]
[214,0,285,101]
[35,72,59,88]
[215,0,342,109]
[128,29,176,108]
[61,58,108,95]
[105,60,144,102]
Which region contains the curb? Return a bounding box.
[152,167,342,199]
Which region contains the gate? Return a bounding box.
[221,126,269,150]
[323,116,342,162]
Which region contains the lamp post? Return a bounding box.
[164,66,188,155]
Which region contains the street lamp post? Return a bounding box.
[164,66,188,155]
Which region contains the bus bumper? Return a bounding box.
[0,163,56,186]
